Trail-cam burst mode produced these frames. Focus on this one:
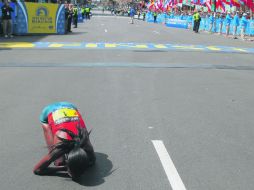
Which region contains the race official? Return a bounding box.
[73,5,78,28]
[193,11,201,33]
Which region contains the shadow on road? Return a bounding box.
[77,152,115,186]
[45,152,114,186]
[0,35,47,43]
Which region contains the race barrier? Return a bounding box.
[166,19,188,29]
[198,18,254,36]
[1,2,66,35]
[15,2,66,34]
[146,11,254,35]
[0,2,87,35]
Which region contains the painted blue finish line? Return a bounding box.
[0,42,254,54]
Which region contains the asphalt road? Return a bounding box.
[0,16,254,190]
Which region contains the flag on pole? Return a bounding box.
[206,0,212,12]
[192,0,200,5]
[163,0,173,10]
[148,0,156,10]
[246,0,254,12]
[154,0,164,11]
[217,0,226,12]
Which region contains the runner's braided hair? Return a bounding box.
[50,125,91,179]
[49,125,88,153]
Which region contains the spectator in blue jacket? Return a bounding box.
[170,11,174,19]
[240,13,248,40]
[225,11,232,36]
[208,12,215,33]
[180,12,184,20]
[232,11,240,39]
[204,13,209,30]
[129,7,135,24]
[218,13,224,35]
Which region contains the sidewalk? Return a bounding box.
[194,29,254,42]
[244,35,254,41]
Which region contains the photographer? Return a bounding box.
[65,2,73,33]
[1,0,14,38]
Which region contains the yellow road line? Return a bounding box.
[48,43,64,48]
[134,44,148,48]
[233,48,247,52]
[0,42,34,48]
[86,43,98,48]
[49,43,82,48]
[206,46,221,51]
[154,44,167,49]
[66,43,82,47]
[105,43,117,48]
[173,45,204,50]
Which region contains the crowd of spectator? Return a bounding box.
[138,8,253,40]
[0,0,252,41]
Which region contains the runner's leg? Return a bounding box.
[41,123,54,151]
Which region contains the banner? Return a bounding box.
[15,2,65,34]
[166,19,188,28]
[25,3,58,33]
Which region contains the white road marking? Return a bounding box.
[152,140,187,190]
[153,30,160,34]
[148,126,154,129]
[105,29,108,33]
[94,16,129,19]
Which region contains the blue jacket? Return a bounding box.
[233,15,239,26]
[240,16,248,28]
[225,14,232,26]
[218,15,224,24]
[209,15,214,23]
[130,8,135,17]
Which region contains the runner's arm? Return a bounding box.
[33,148,66,175]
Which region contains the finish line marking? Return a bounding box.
[152,140,187,190]
[0,42,253,54]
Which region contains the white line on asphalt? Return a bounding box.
[152,140,187,190]
[153,30,160,34]
[105,29,108,32]
[94,16,129,19]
